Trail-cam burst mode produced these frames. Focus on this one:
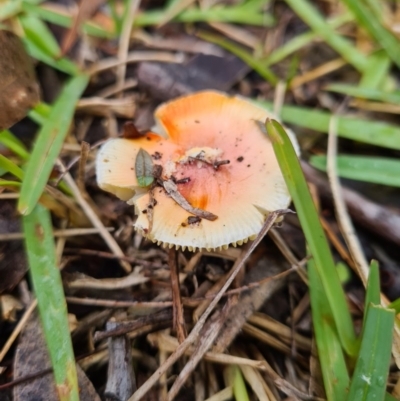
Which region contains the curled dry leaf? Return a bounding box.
[96,91,299,251]
[0,30,40,130]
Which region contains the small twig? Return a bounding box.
[127,209,291,401]
[327,116,369,285]
[66,297,173,310]
[93,309,173,342]
[89,51,184,75]
[168,298,236,400]
[169,248,187,343]
[0,227,113,242]
[65,270,149,290]
[116,0,141,94]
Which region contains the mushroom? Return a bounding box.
[96,91,299,251]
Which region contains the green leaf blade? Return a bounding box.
[258,101,400,150]
[265,119,357,356]
[346,305,394,401]
[18,74,89,215]
[23,205,79,401]
[309,155,400,187]
[308,256,349,401]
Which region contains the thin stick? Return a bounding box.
[58,160,131,273]
[89,51,184,75]
[169,248,187,343]
[0,300,37,363]
[326,116,369,285]
[0,227,113,242]
[127,209,290,401]
[116,0,141,93]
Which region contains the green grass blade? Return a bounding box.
[263,12,353,66]
[0,179,21,187]
[18,74,89,215]
[363,260,380,328]
[341,0,400,69]
[265,119,357,356]
[198,31,278,85]
[0,155,24,180]
[346,304,394,401]
[0,1,22,21]
[23,205,79,401]
[19,13,60,57]
[22,2,115,38]
[0,130,29,159]
[326,84,400,104]
[309,155,400,187]
[231,366,250,401]
[258,101,400,150]
[309,256,349,401]
[135,4,274,26]
[359,51,391,89]
[284,0,368,72]
[388,297,400,314]
[19,13,80,75]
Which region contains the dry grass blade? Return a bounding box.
[116,0,141,92]
[169,248,187,343]
[0,227,113,242]
[327,116,369,284]
[65,270,149,290]
[128,209,290,401]
[88,51,184,75]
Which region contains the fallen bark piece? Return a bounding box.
[105,320,136,401]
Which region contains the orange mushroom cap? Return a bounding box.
[96,91,299,251]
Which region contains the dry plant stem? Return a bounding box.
[89,51,184,75]
[268,229,308,283]
[169,248,187,343]
[116,0,141,93]
[193,271,230,322]
[290,58,347,89]
[157,0,195,28]
[148,332,269,372]
[128,209,289,401]
[208,22,259,49]
[67,297,173,310]
[66,271,149,290]
[327,117,369,285]
[320,216,356,271]
[273,80,286,117]
[250,346,316,401]
[58,160,132,273]
[0,300,37,363]
[77,141,90,192]
[98,78,138,98]
[0,192,19,199]
[0,227,113,241]
[168,299,236,400]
